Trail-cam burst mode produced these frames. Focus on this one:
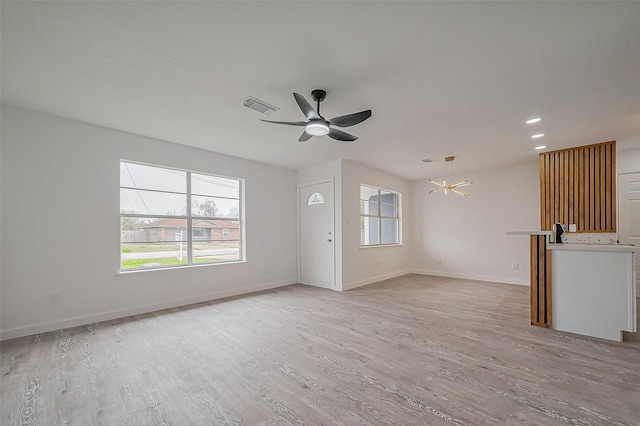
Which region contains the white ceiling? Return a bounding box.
[2,1,640,180]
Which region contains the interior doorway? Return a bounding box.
[618,172,640,273]
[618,171,640,340]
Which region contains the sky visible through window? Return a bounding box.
[120,162,240,218]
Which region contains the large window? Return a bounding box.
[120,161,243,270]
[360,184,401,246]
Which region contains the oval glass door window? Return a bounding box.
[307,192,326,205]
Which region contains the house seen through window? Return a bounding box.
[360,184,401,246]
[120,161,243,270]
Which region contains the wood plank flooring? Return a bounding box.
[1,274,639,425]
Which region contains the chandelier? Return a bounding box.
[429,156,472,196]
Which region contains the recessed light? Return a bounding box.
[535,145,546,150]
[531,133,544,139]
[526,118,541,124]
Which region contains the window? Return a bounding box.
[360,184,401,246]
[307,192,325,205]
[120,161,243,270]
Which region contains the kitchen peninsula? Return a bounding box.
[507,231,637,341]
[549,242,636,341]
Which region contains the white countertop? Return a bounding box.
[547,243,638,252]
[507,231,637,252]
[506,231,553,236]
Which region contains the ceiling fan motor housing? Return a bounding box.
[311,89,326,103]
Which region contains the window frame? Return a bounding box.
[360,184,402,247]
[120,160,244,271]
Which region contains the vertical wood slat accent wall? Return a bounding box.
[540,141,616,232]
[530,235,552,328]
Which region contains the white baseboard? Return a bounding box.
[0,278,296,341]
[409,268,529,286]
[342,269,411,291]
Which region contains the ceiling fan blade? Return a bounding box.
[293,93,321,120]
[327,128,358,142]
[329,110,372,127]
[260,119,307,126]
[298,131,313,142]
[452,188,470,196]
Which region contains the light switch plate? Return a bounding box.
[569,224,577,232]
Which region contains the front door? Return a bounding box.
[619,171,640,292]
[299,180,335,288]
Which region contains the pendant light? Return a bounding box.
[428,156,472,196]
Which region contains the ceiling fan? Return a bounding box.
[261,89,372,142]
[429,156,472,196]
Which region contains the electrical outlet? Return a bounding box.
[436,258,442,264]
[49,293,61,304]
[512,263,519,271]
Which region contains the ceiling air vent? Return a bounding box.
[421,158,435,163]
[242,96,279,115]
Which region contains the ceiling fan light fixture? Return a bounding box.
[305,121,330,136]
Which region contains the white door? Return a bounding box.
[619,172,640,292]
[299,180,335,288]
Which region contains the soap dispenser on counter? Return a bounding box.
[553,223,564,244]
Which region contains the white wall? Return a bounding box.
[0,105,297,340]
[617,132,640,173]
[618,147,640,174]
[341,160,411,290]
[410,162,539,285]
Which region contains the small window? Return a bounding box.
[192,228,205,238]
[360,184,401,246]
[307,192,325,205]
[223,228,230,238]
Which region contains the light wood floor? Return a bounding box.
[1,274,639,425]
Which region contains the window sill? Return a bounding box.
[116,260,247,275]
[360,244,403,249]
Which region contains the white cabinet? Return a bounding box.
[551,245,636,341]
